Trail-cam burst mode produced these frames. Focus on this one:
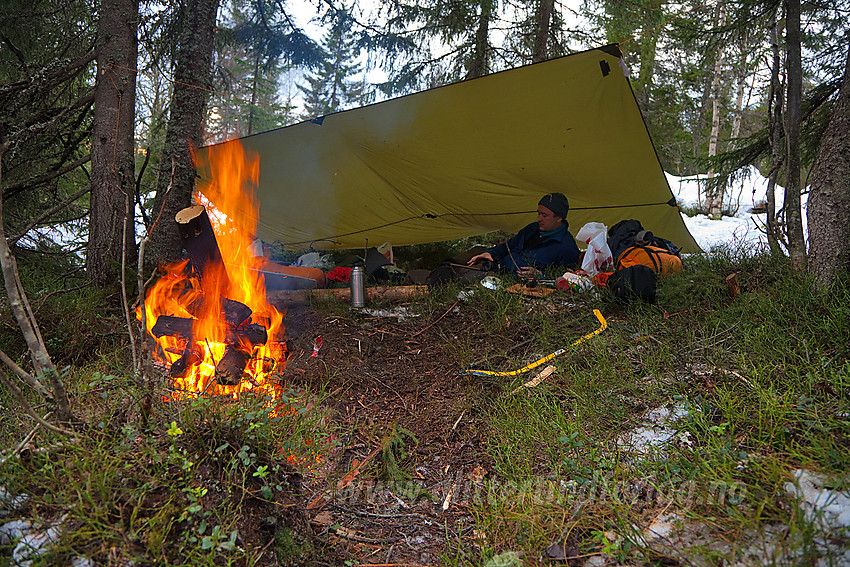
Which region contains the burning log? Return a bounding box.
[151,315,268,345]
[186,296,253,326]
[221,298,252,326]
[151,315,193,339]
[169,343,203,378]
[176,205,231,291]
[215,346,248,386]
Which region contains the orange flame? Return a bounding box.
[137,141,285,399]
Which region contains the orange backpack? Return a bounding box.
[616,245,683,277]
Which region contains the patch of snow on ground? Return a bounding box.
[618,401,691,455]
[665,167,808,253]
[784,469,850,531]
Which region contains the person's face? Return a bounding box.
[537,205,564,232]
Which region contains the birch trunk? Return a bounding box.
[706,1,726,215]
[784,0,806,270]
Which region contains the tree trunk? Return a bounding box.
[634,0,661,114]
[807,43,850,288]
[532,0,554,63]
[87,0,139,285]
[766,7,783,253]
[729,31,749,145]
[248,51,261,135]
[784,0,806,270]
[705,1,726,215]
[147,0,221,268]
[467,0,491,79]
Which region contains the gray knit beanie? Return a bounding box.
[538,192,569,219]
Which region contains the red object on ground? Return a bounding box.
[326,266,352,283]
[592,272,613,287]
[311,335,323,358]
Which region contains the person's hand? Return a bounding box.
[467,252,494,266]
[517,266,541,279]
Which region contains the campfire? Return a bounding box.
[137,142,286,399]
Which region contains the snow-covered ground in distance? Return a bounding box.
[666,166,807,253]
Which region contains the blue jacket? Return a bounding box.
[487,222,580,272]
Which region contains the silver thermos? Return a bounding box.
[350,266,365,307]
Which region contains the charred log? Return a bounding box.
[169,342,202,378]
[175,205,231,291]
[215,347,247,386]
[151,315,193,339]
[187,296,252,326]
[152,315,267,345]
[222,298,252,326]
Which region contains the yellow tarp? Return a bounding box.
[197,45,700,253]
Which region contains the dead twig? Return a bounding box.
[0,348,50,399]
[411,300,458,338]
[330,504,423,519]
[308,444,382,511]
[12,422,41,456]
[716,367,756,389]
[121,194,138,374]
[331,526,400,545]
[452,409,465,430]
[367,373,409,412]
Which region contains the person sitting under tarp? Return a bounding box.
[467,192,580,278]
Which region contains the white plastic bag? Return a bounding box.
[575,222,613,276]
[293,252,333,269]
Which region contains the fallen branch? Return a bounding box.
[268,285,428,305]
[0,368,76,436]
[0,348,50,399]
[331,526,399,545]
[0,123,74,423]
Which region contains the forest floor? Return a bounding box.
[269,273,850,567]
[2,256,849,566]
[279,297,510,566]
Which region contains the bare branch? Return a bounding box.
[0,348,51,399]
[0,368,76,437]
[136,157,177,377]
[0,123,74,423]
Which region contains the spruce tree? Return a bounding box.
[298,9,374,118]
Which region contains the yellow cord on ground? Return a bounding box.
[464,309,607,377]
